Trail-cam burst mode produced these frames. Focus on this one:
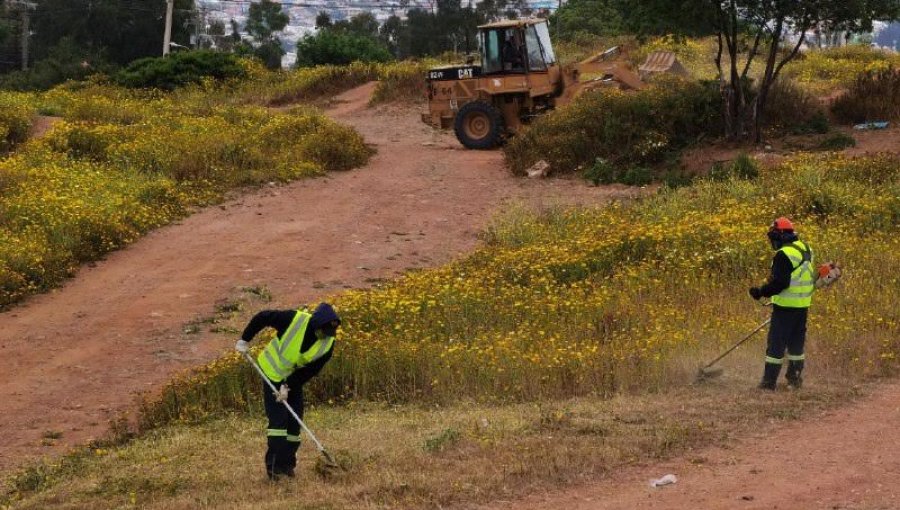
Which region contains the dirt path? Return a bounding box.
[487,381,900,510]
[0,83,640,474]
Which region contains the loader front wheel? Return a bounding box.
[454,101,504,150]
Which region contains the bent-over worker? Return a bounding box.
[236,302,341,479]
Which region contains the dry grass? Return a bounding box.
[3,372,863,510]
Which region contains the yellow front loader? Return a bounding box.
[422,19,647,150]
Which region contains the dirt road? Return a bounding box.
[0,83,639,473]
[487,381,900,510]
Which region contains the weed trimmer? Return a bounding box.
[696,318,771,382]
[241,352,340,469]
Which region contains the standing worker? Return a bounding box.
[235,302,341,479]
[749,217,815,390]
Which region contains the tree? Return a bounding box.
[549,0,625,39]
[29,0,195,67]
[295,30,392,67]
[380,15,407,56]
[316,12,333,30]
[624,0,900,142]
[245,0,289,69]
[246,0,289,41]
[349,12,381,38]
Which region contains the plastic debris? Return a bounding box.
[526,160,550,178]
[650,474,678,487]
[853,121,889,130]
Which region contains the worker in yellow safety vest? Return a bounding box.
[749,217,815,390]
[236,302,340,479]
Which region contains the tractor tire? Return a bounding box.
[454,101,504,150]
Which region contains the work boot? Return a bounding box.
[786,360,804,390]
[758,379,777,390]
[758,362,781,391]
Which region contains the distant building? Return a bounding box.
[199,0,560,67]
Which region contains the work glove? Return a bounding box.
[235,339,250,353]
[749,287,762,300]
[275,384,290,403]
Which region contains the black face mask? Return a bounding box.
[318,325,338,338]
[768,231,780,250]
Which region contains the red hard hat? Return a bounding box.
[771,217,794,232]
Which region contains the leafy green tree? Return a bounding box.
[246,0,289,41]
[316,12,333,30]
[295,30,392,67]
[348,12,380,38]
[29,0,195,67]
[379,15,407,56]
[0,37,113,90]
[245,0,289,69]
[622,0,900,141]
[549,0,625,39]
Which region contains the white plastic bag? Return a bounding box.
[650,474,678,487]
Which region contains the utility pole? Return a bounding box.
[8,0,35,71]
[19,3,28,70]
[163,0,175,56]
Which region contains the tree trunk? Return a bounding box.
[753,26,806,143]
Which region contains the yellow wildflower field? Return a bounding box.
[0,81,373,308]
[143,153,899,429]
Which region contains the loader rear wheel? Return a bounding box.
[454,101,504,150]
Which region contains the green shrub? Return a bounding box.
[115,50,247,90]
[369,61,429,104]
[0,92,35,151]
[296,31,393,68]
[817,132,856,151]
[506,76,721,177]
[763,79,830,135]
[583,158,617,185]
[831,68,900,124]
[708,152,759,180]
[0,37,113,92]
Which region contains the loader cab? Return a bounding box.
[479,20,557,75]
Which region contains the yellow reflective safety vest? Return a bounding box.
[771,240,815,308]
[257,310,335,383]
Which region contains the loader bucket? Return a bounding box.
[638,51,689,80]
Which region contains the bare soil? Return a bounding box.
[26,115,60,140]
[0,83,641,473]
[679,124,900,175]
[487,381,900,510]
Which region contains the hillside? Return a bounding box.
[2,41,900,510]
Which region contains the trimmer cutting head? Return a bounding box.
[696,365,724,382]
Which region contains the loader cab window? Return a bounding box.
[481,30,503,74]
[481,28,525,74]
[524,25,547,71]
[534,22,556,64]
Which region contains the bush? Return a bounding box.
[817,132,856,151]
[237,62,378,106]
[763,78,830,135]
[708,152,759,180]
[784,45,900,94]
[505,75,721,178]
[0,92,35,151]
[0,38,113,92]
[114,50,247,90]
[369,61,429,104]
[296,31,393,67]
[831,68,900,124]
